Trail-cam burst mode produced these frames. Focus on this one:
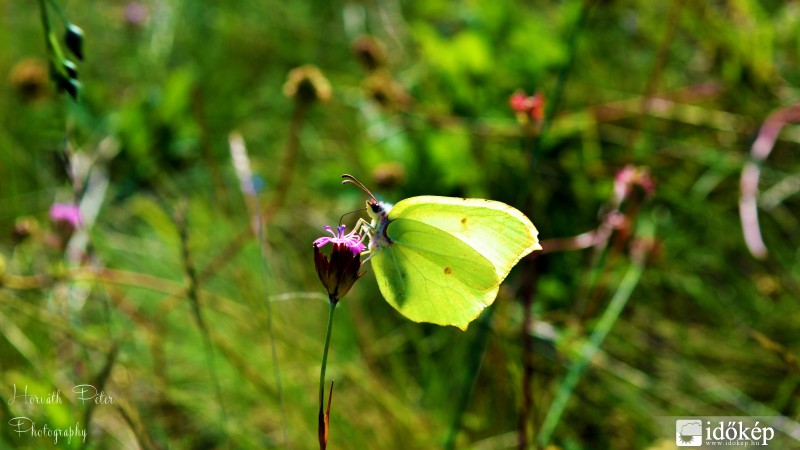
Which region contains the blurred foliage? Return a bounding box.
[1,0,800,449]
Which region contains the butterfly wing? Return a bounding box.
[371,218,500,330]
[389,196,541,281]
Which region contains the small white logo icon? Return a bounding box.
[676,419,703,447]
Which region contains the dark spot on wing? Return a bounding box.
[460,217,467,225]
[444,267,453,275]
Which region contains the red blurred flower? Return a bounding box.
[510,90,545,123]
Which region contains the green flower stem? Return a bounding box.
[318,300,337,449]
[319,300,337,411]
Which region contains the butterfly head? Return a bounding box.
[342,173,392,220]
[342,174,394,250]
[367,199,392,221]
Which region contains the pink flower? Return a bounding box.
[313,225,366,255]
[49,203,82,228]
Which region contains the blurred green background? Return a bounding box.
[1,0,800,448]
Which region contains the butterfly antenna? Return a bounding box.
[338,207,367,226]
[341,174,377,202]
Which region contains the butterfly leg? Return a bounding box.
[352,218,375,240]
[351,217,379,261]
[359,249,376,262]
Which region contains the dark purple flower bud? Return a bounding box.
[313,243,364,304]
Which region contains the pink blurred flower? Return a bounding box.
[124,2,149,27]
[614,165,655,204]
[49,203,82,228]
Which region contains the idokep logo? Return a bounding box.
[676,419,703,447]
[671,417,779,447]
[706,420,776,446]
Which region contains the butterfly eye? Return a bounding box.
[369,203,382,214]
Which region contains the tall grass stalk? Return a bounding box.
[255,197,288,447]
[176,202,228,438]
[443,307,495,450]
[538,0,593,141]
[537,218,653,447]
